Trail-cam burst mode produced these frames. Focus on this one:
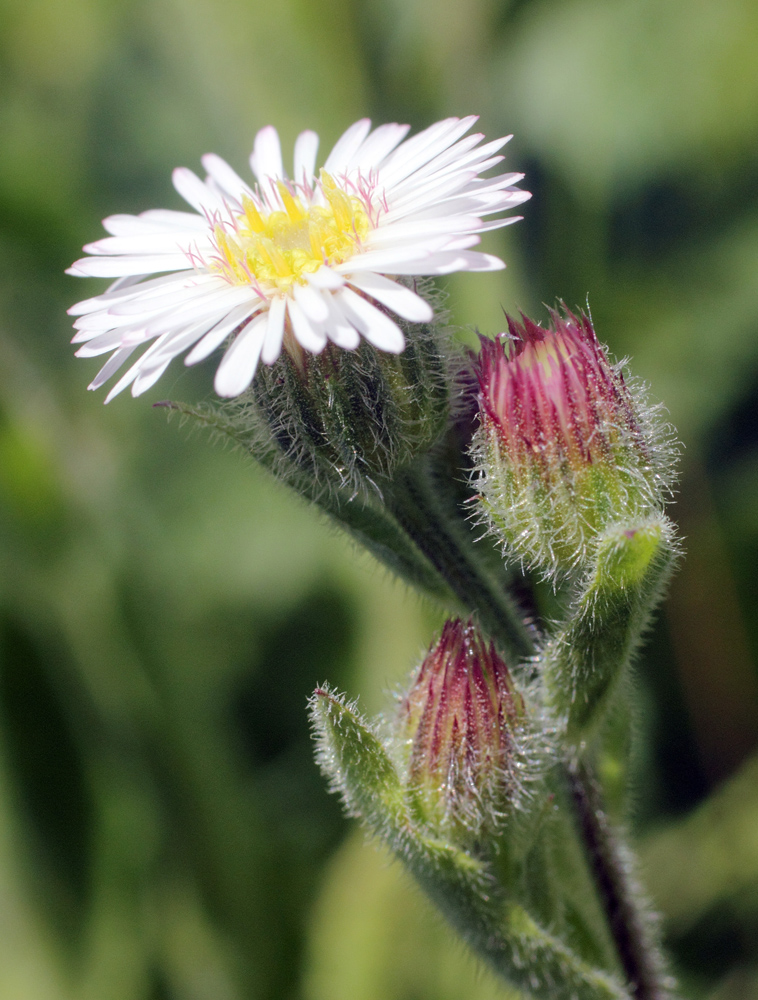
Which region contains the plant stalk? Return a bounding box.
[387,464,673,998]
[567,757,673,1000]
[388,460,534,662]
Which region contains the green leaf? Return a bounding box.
[310,688,631,1000]
[309,686,407,835]
[542,515,679,742]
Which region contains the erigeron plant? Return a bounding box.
[68,117,681,1000]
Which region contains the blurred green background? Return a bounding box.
[1,0,758,997]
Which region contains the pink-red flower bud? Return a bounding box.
[399,618,524,839]
[472,308,674,579]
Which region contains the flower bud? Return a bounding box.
[471,308,675,581]
[399,618,524,841]
[250,315,449,496]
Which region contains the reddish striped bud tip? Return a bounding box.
[472,308,674,580]
[399,619,524,840]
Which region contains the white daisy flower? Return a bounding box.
[67,116,530,402]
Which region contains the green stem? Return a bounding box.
[387,459,534,662]
[384,473,675,998]
[568,758,674,1000]
[319,491,456,604]
[312,688,630,1000]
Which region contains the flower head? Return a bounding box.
[472,308,675,580]
[68,117,529,402]
[399,618,524,840]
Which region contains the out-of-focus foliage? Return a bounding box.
[0,0,756,998]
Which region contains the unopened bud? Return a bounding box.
[251,317,449,496]
[399,618,524,841]
[471,308,675,581]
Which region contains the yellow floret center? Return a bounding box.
[211,172,371,291]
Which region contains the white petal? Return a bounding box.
[323,119,372,175]
[83,232,212,256]
[101,214,172,237]
[412,135,509,185]
[73,313,144,340]
[467,214,526,233]
[104,275,143,293]
[305,266,345,290]
[104,367,140,402]
[292,281,329,322]
[323,295,360,349]
[376,119,464,186]
[121,328,155,347]
[214,313,268,397]
[347,272,433,322]
[261,295,286,364]
[352,250,471,276]
[383,171,479,219]
[151,315,224,364]
[101,215,154,237]
[390,191,517,224]
[385,134,484,198]
[68,272,203,316]
[391,136,509,196]
[76,282,220,331]
[250,125,284,182]
[76,328,145,357]
[144,287,254,338]
[132,359,172,397]
[349,123,410,172]
[88,346,137,391]
[67,254,194,278]
[379,117,478,188]
[185,302,260,365]
[449,250,507,271]
[440,235,484,252]
[74,306,148,332]
[104,333,172,402]
[201,153,253,201]
[108,276,225,316]
[172,167,225,216]
[495,189,532,209]
[366,214,483,247]
[68,273,191,316]
[463,174,526,198]
[287,297,327,353]
[337,288,404,353]
[327,325,360,350]
[293,130,319,186]
[332,241,452,274]
[379,249,505,275]
[102,211,206,236]
[69,296,116,318]
[139,209,209,230]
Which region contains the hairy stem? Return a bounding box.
[389,462,674,997]
[388,460,534,662]
[568,758,673,1000]
[390,461,673,999]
